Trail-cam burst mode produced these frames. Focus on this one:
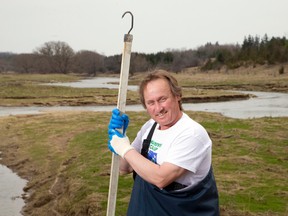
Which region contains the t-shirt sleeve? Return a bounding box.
[131,130,143,153]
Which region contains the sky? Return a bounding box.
[1,0,288,56]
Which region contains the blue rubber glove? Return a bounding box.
[108,108,129,135]
[108,129,133,158]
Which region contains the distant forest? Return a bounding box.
[0,34,287,75]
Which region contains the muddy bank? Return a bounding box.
[1,92,251,107]
[185,83,288,93]
[182,93,252,103]
[0,112,111,215]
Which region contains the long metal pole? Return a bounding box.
[106,16,133,216]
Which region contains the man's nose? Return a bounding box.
[154,102,163,112]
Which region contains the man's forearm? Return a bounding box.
[124,149,187,188]
[120,157,133,174]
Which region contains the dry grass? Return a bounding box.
[131,64,288,92]
[0,65,287,215]
[0,111,287,215]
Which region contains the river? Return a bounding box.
[0,163,27,216]
[1,77,288,118]
[0,90,287,119]
[0,77,287,215]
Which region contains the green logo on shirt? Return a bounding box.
[149,140,162,151]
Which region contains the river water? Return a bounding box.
[0,77,287,215]
[0,163,27,216]
[0,91,287,119]
[1,77,288,118]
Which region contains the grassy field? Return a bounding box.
[0,72,245,106]
[1,64,287,107]
[0,65,288,215]
[0,73,123,106]
[0,111,287,215]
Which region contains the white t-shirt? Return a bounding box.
[131,112,212,187]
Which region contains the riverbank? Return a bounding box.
[0,65,288,215]
[0,111,287,216]
[1,64,287,107]
[1,90,288,119]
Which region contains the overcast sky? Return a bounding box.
[1,0,288,56]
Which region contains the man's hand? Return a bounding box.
[108,108,129,135]
[108,129,134,158]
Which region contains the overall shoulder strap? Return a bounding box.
[141,122,157,158]
[133,122,157,180]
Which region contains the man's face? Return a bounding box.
[144,78,182,130]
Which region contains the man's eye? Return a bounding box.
[159,97,167,103]
[147,101,154,106]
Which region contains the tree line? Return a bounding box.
[0,34,287,75]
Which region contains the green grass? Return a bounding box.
[0,111,287,215]
[207,115,288,215]
[0,70,287,215]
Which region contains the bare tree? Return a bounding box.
[13,53,37,73]
[34,41,74,73]
[73,50,105,75]
[0,52,16,73]
[104,55,121,73]
[130,53,149,74]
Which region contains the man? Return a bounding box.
[108,70,219,215]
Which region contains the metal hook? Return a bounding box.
[122,11,134,34]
